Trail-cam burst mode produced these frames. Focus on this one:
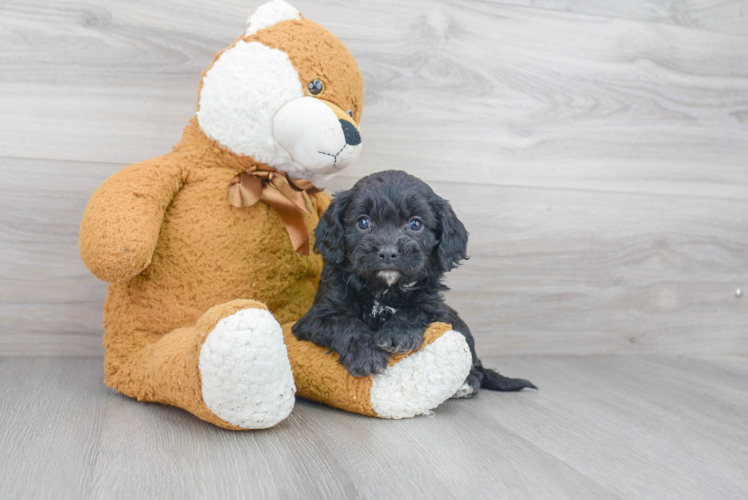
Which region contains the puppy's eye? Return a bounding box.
[307,79,325,96]
[347,109,353,118]
[408,218,423,231]
[357,216,371,230]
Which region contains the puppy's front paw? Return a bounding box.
[337,338,390,377]
[374,325,424,354]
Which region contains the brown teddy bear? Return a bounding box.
[80,0,472,430]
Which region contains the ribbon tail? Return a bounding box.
[228,169,320,256]
[274,205,310,256]
[261,188,310,256]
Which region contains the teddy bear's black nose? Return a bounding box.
[340,119,361,146]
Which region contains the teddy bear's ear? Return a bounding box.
[245,0,302,37]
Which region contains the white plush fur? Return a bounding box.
[245,0,301,37]
[199,308,296,429]
[369,330,472,419]
[197,38,361,186]
[273,97,362,175]
[197,41,302,171]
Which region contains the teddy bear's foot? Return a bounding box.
[105,300,295,430]
[199,307,296,429]
[369,329,472,418]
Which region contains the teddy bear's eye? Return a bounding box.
[307,79,325,96]
[347,110,353,118]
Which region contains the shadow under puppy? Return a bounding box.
[293,170,535,397]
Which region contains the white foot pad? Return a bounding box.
[370,330,472,419]
[199,308,295,429]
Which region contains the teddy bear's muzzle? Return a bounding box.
[272,96,363,174]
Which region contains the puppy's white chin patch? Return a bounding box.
[378,271,401,287]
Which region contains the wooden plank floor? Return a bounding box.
[2,356,746,499]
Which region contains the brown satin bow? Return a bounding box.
[227,169,321,256]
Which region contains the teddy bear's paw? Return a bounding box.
[198,308,296,429]
[369,329,472,419]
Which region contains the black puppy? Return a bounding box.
[293,170,535,396]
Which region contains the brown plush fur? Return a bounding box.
[80,13,464,429]
[110,299,270,431]
[79,17,360,430]
[82,120,332,379]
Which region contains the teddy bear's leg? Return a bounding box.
[284,321,472,419]
[105,300,296,430]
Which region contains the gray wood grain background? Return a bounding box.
[1,0,746,356]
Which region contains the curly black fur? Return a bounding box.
[293,170,536,396]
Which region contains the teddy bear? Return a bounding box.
[79,0,472,430]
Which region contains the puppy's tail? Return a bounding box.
[480,367,537,392]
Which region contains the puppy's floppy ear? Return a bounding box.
[432,195,469,272]
[314,189,353,264]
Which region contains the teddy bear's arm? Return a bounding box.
[79,156,184,283]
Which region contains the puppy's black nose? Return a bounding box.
[340,119,361,146]
[377,245,399,264]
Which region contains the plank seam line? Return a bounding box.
[0,155,129,167]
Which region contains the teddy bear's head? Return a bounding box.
[196,0,364,183]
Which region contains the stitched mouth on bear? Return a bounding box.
[317,144,347,168]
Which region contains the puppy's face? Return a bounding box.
[315,171,468,288]
[344,180,438,287]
